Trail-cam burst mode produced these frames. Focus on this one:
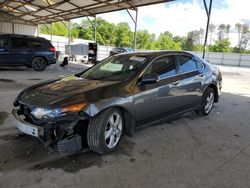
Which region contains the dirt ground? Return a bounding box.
[0,63,250,188]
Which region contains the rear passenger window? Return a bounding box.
[147,56,177,79]
[178,56,197,73]
[195,59,204,70]
[30,39,45,47]
[12,37,28,48]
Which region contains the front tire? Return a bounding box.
[196,87,215,116]
[32,57,47,71]
[87,108,123,154]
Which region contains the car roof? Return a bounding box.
[115,50,194,59]
[0,34,48,41]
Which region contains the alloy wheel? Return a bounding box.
[105,112,123,149]
[204,92,214,114]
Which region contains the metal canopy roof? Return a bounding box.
[0,0,174,25]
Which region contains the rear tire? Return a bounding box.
[32,57,47,71]
[87,108,123,154]
[196,87,215,116]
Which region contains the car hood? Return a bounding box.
[18,76,120,108]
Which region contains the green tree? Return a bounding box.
[235,23,243,47]
[209,24,216,45]
[115,22,133,47]
[155,32,181,50]
[173,36,187,49]
[183,30,201,51]
[136,30,155,49]
[218,24,227,40]
[226,24,231,38]
[234,23,250,52]
[210,38,231,52]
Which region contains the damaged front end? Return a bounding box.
[12,102,90,157]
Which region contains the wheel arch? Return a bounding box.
[87,105,136,137]
[204,83,219,103]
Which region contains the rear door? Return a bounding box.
[176,54,203,109]
[0,36,11,65]
[8,36,30,65]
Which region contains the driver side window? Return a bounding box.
[145,55,177,79]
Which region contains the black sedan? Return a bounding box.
[12,51,222,155]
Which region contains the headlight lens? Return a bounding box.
[31,108,60,119]
[31,102,87,119]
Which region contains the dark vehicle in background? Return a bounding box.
[0,34,57,71]
[109,47,132,56]
[12,51,222,156]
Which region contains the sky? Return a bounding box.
[73,0,250,47]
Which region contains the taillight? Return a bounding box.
[49,47,56,52]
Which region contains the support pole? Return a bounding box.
[68,20,71,45]
[50,23,53,42]
[203,0,213,59]
[125,8,138,51]
[94,16,97,42]
[37,25,39,37]
[134,8,138,51]
[12,22,15,34]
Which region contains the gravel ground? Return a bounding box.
[0,63,249,188]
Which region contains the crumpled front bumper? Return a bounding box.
[11,109,44,138]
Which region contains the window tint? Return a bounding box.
[147,56,177,79]
[195,58,204,70]
[12,37,28,48]
[0,38,8,48]
[30,39,46,47]
[178,56,197,73]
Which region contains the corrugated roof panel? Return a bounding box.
[32,0,49,7]
[34,9,52,16]
[22,15,36,20]
[56,2,77,11]
[46,8,61,13]
[8,2,20,8]
[17,6,29,13]
[0,0,174,25]
[70,0,97,7]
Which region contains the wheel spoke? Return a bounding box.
[108,116,114,127]
[109,135,115,148]
[105,129,112,140]
[114,115,121,127]
[115,128,121,137]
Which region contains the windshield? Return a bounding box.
[81,55,148,81]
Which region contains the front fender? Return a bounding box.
[83,95,135,118]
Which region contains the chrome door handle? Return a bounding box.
[172,81,179,85]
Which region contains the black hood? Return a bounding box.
[18,76,120,108]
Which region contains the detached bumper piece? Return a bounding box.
[57,134,82,157]
[12,109,44,137]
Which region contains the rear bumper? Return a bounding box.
[47,58,57,65]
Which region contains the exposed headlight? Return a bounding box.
[31,108,61,119]
[31,103,87,119]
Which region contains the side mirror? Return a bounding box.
[141,74,159,84]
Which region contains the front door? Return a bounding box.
[134,55,183,125]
